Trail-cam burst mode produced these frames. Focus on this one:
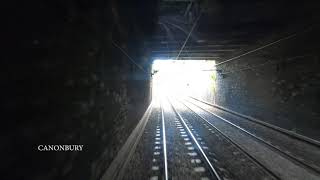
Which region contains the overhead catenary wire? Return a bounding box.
[215,26,314,66]
[175,11,202,60]
[112,40,149,74]
[221,54,316,75]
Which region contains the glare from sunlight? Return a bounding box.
[152,59,216,101]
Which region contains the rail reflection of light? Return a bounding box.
[152,59,216,102]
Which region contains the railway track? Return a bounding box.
[177,97,320,179]
[161,98,219,180]
[110,97,320,180]
[121,98,222,180]
[167,98,222,180]
[169,97,280,180]
[184,97,320,176]
[160,102,169,180]
[188,96,320,147]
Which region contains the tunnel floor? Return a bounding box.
[103,96,320,180]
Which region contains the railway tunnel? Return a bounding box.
[3,0,320,180]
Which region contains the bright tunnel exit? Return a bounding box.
[152,59,217,102]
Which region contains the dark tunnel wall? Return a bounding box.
[214,26,320,141]
[3,0,157,180]
[194,0,320,141]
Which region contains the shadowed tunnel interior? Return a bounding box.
[3,0,320,180]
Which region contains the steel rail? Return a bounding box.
[189,96,320,148]
[175,98,280,180]
[160,102,169,180]
[167,98,222,180]
[185,98,320,175]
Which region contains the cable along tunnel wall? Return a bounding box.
[212,27,320,141]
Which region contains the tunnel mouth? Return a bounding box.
[152,59,216,101]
